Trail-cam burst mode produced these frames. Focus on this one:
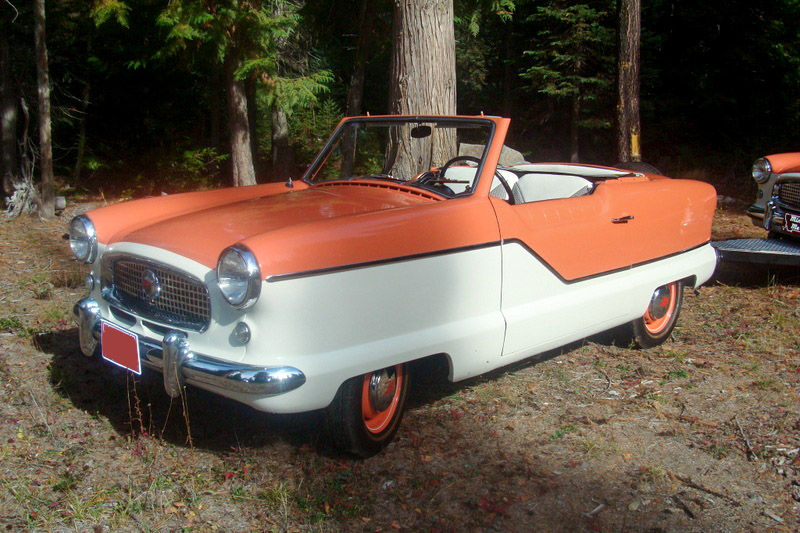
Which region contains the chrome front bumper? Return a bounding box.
[73,298,305,399]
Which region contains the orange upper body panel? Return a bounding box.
[492,177,716,281]
[97,181,461,271]
[90,181,306,245]
[765,152,800,174]
[84,115,716,282]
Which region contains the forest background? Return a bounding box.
[2,0,799,203]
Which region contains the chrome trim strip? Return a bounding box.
[72,298,306,397]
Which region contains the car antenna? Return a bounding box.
[286,177,294,189]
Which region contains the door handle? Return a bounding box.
[611,215,635,223]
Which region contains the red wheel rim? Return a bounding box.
[361,365,403,435]
[643,283,677,334]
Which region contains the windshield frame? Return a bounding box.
[300,115,498,199]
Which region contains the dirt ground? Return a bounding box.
[1,196,799,532]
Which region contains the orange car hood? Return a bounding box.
[112,184,436,268]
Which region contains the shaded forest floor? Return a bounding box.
[1,194,799,532]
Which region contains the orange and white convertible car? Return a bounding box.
[70,115,717,456]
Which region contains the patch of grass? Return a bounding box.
[51,267,86,289]
[53,471,80,492]
[581,437,620,458]
[710,444,731,459]
[0,316,23,331]
[639,465,667,482]
[753,378,784,392]
[666,369,690,380]
[550,424,577,440]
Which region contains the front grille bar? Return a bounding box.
[102,255,211,332]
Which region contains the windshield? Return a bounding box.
[302,117,495,198]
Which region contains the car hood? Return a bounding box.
[112,183,436,268]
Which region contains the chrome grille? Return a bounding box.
[778,181,800,208]
[105,256,210,331]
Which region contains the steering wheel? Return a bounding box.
[438,155,481,179]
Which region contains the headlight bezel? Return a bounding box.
[69,215,98,264]
[216,244,261,309]
[752,157,772,183]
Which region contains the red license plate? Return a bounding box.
[101,321,141,374]
[785,213,800,236]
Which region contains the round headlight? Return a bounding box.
[69,215,98,263]
[216,245,261,308]
[752,158,772,183]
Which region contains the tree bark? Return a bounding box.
[246,74,259,174]
[72,81,90,182]
[341,0,377,177]
[271,106,295,180]
[1,33,19,196]
[570,95,580,163]
[225,51,257,187]
[616,0,641,162]
[34,0,54,217]
[388,0,457,179]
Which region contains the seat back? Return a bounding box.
[511,173,593,204]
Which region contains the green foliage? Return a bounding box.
[456,0,516,36]
[91,0,131,28]
[522,1,614,109]
[287,99,344,166]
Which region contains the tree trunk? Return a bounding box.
[209,65,222,149]
[1,33,19,196]
[570,95,580,163]
[73,81,90,182]
[503,18,514,118]
[388,0,457,179]
[225,51,257,187]
[616,0,641,162]
[34,0,54,217]
[271,106,295,180]
[246,74,259,174]
[341,0,377,177]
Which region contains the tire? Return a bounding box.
[631,281,684,348]
[325,363,409,457]
[613,161,662,175]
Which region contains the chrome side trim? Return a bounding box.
[72,298,306,397]
[74,298,101,356]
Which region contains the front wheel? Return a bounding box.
[631,281,684,348]
[325,364,409,457]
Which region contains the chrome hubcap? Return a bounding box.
[648,285,672,320]
[368,367,397,413]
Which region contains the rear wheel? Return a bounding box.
[325,364,409,457]
[632,281,684,348]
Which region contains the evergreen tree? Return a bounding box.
[521,0,614,162]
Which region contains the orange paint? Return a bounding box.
[491,177,716,281]
[89,181,306,245]
[765,153,800,174]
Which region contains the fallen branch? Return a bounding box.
[669,471,740,506]
[671,494,696,519]
[734,414,758,462]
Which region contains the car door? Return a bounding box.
[489,176,657,359]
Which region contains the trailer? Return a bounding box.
[712,238,800,266]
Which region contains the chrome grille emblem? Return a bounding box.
[142,269,161,300]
